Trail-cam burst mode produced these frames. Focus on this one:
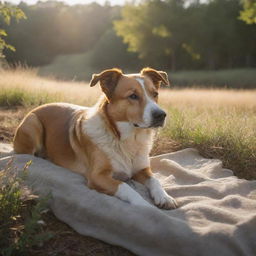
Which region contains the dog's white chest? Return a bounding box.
[108,137,138,181]
[84,117,151,181]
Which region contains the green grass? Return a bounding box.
[39,51,94,81]
[159,105,256,179]
[170,68,256,89]
[38,52,256,88]
[0,88,62,107]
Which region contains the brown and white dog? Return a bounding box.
[13,68,177,209]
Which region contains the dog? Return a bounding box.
[13,67,177,209]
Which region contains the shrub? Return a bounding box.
[0,159,53,256]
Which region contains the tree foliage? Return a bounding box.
[240,0,256,24]
[4,2,119,66]
[114,0,256,70]
[89,28,139,70]
[0,3,26,58]
[2,0,256,71]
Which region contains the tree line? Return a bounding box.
[2,0,256,71]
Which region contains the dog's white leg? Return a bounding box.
[115,183,152,207]
[145,177,177,209]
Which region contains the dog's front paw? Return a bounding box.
[151,189,178,210]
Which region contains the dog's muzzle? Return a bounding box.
[151,109,167,127]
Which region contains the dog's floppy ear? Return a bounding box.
[141,67,169,87]
[89,68,123,100]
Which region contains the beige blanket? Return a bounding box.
[0,143,256,256]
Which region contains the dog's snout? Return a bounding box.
[151,110,166,127]
[152,110,166,121]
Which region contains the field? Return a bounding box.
[1,68,255,179]
[0,68,256,255]
[38,52,256,89]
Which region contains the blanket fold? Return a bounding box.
[0,143,255,256]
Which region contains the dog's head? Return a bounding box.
[89,67,169,128]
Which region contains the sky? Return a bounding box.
[3,0,208,6]
[3,0,128,5]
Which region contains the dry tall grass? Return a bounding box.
[160,88,256,108]
[2,68,255,107]
[0,68,255,179]
[0,68,100,106]
[160,88,256,179]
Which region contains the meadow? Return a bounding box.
[39,52,256,89]
[0,68,255,255]
[1,68,255,179]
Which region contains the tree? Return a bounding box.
[2,0,256,70]
[240,0,256,24]
[114,0,203,70]
[0,3,26,59]
[89,28,140,70]
[4,2,116,66]
[114,0,256,70]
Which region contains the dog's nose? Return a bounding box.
[152,110,166,122]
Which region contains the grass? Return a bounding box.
[168,68,256,89]
[0,160,53,256]
[0,68,255,179]
[39,51,94,81]
[0,68,100,107]
[38,52,256,89]
[0,68,255,254]
[159,90,256,179]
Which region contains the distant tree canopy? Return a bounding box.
[115,0,256,70]
[4,2,119,66]
[3,0,256,71]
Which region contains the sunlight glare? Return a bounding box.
[3,0,128,5]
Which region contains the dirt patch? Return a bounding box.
[31,211,135,256]
[151,136,181,156]
[0,127,13,142]
[0,107,30,143]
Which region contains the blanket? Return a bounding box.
[0,143,256,256]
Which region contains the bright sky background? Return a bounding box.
[3,0,128,5]
[3,0,208,6]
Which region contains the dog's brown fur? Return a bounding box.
[13,68,177,209]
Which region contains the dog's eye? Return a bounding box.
[129,94,139,100]
[153,92,158,98]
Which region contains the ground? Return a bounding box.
[32,211,135,256]
[0,107,26,143]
